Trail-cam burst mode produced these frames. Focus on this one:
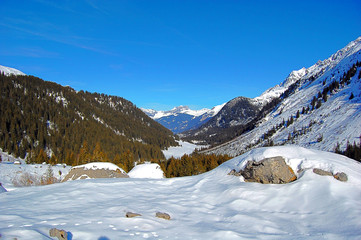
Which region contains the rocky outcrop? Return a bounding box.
[156,212,171,220]
[235,156,297,184]
[62,163,128,182]
[49,228,67,240]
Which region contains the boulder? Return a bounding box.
[334,172,348,182]
[313,168,333,176]
[126,212,142,218]
[62,162,128,182]
[156,212,171,220]
[49,228,67,240]
[240,156,297,184]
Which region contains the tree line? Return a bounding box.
[0,73,177,166]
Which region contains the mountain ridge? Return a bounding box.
[200,36,361,156]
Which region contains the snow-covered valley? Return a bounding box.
[1,146,361,239]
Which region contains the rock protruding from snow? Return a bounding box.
[239,156,297,184]
[156,212,171,220]
[49,228,67,240]
[313,168,333,176]
[126,212,142,218]
[334,172,348,182]
[62,162,128,181]
[128,163,165,179]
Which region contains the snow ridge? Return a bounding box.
[204,36,361,156]
[0,65,25,76]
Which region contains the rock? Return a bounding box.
[228,169,241,176]
[334,172,348,182]
[126,212,142,218]
[313,168,333,176]
[240,156,297,184]
[49,228,67,240]
[62,163,128,182]
[156,212,171,220]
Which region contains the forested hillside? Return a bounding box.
[0,73,177,166]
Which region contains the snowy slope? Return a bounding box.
[205,36,361,156]
[0,146,361,239]
[0,65,25,76]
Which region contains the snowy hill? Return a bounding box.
[0,65,25,76]
[1,146,361,239]
[142,104,225,134]
[201,36,361,156]
[128,163,165,178]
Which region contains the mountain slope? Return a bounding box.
[0,72,177,165]
[0,65,25,76]
[142,104,225,134]
[1,146,361,239]
[203,36,361,156]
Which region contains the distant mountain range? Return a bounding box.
[2,36,360,163]
[142,104,225,134]
[145,37,361,158]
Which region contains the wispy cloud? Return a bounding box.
[0,21,117,56]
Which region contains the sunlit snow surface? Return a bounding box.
[1,146,361,239]
[162,140,204,159]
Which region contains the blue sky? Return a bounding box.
[1,0,360,110]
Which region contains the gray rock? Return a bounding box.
[62,167,128,182]
[49,228,67,240]
[334,172,348,182]
[240,156,297,184]
[156,212,171,220]
[313,168,333,176]
[126,212,142,218]
[228,169,241,176]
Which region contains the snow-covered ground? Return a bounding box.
[1,146,361,239]
[162,140,205,159]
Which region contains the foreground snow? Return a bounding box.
[1,146,361,239]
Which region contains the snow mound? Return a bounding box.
[128,163,165,179]
[0,146,361,239]
[73,162,125,173]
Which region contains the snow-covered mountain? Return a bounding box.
[142,104,225,134]
[0,65,25,76]
[203,36,361,156]
[1,146,361,239]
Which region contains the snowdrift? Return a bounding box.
[128,163,165,179]
[0,146,360,239]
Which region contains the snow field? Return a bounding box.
[1,146,361,239]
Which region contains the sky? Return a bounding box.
[0,0,360,111]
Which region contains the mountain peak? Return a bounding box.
[0,65,25,76]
